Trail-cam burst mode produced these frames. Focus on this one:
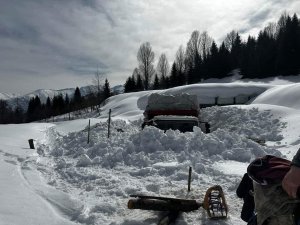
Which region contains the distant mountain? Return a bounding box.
[1,85,99,110]
[0,92,20,101]
[0,84,124,111]
[112,85,124,94]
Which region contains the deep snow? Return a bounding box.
[1,78,300,225]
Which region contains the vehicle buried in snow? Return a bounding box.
[142,93,209,133]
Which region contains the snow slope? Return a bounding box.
[1,79,300,225]
[0,123,81,225]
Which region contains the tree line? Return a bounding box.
[124,13,300,92]
[0,79,111,124]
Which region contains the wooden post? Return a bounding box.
[188,167,192,192]
[87,119,91,144]
[108,109,111,138]
[215,97,218,105]
[28,139,35,149]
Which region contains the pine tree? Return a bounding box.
[169,62,178,87]
[65,94,70,114]
[218,42,231,78]
[275,14,299,75]
[13,106,24,124]
[124,77,134,93]
[26,96,42,122]
[207,41,219,78]
[136,74,144,91]
[230,33,243,69]
[45,97,52,118]
[193,52,203,82]
[240,36,257,78]
[152,74,160,90]
[52,94,65,116]
[256,31,276,77]
[73,87,82,110]
[186,61,195,85]
[0,100,11,124]
[103,79,111,99]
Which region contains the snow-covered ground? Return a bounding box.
[1,78,300,225]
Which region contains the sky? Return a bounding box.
[0,0,300,95]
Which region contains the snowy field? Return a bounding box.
[1,78,300,225]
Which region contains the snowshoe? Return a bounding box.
[203,185,228,219]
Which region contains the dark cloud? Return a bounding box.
[80,0,115,26]
[80,0,98,8]
[239,0,300,36]
[248,8,272,27]
[66,56,108,75]
[0,23,40,43]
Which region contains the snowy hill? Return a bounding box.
[1,76,300,225]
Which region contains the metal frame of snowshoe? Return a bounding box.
[203,185,228,219]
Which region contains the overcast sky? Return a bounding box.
[0,0,299,95]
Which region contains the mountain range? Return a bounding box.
[0,85,124,110]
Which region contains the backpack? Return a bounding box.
[247,155,300,225]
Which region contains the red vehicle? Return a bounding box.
[143,93,209,133]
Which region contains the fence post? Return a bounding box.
[215,97,218,105]
[108,109,111,138]
[188,167,192,192]
[28,139,35,149]
[87,119,91,144]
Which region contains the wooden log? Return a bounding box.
[128,198,201,212]
[130,194,200,203]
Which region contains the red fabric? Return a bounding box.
[247,155,291,185]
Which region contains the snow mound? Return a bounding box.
[202,106,284,141]
[45,107,284,167]
[39,106,284,224]
[252,83,300,110]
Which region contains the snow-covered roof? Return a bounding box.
[146,93,199,111]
